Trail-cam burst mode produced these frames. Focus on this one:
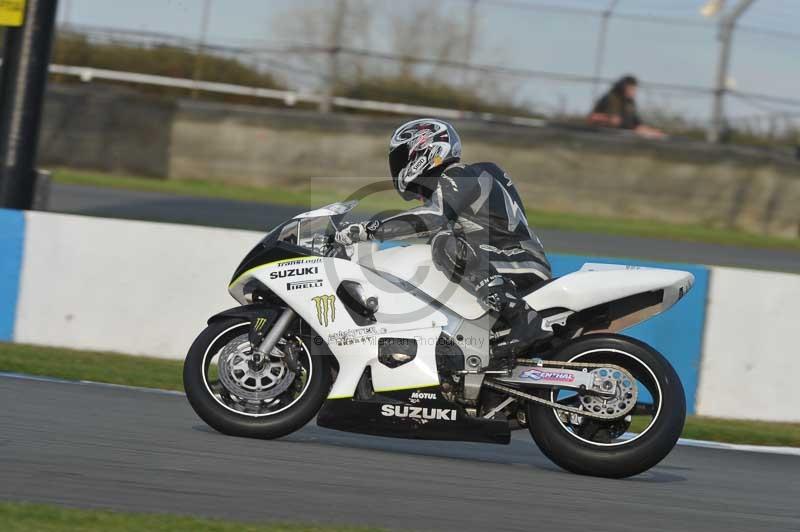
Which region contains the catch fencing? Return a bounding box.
[50,0,800,139]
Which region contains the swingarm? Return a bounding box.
[486,359,639,420]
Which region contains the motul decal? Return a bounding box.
[410,391,437,400]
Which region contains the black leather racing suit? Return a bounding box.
[369,162,552,355]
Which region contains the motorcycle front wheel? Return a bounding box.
[183,317,332,439]
[527,334,686,478]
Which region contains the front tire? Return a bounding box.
[527,334,686,478]
[184,317,332,439]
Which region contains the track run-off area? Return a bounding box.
[2,375,799,532]
[49,182,800,273]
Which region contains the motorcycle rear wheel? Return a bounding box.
[527,334,686,478]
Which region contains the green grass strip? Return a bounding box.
[2,341,799,447]
[0,342,184,391]
[52,168,800,252]
[0,501,384,532]
[681,416,800,447]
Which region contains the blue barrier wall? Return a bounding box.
[549,254,709,414]
[0,209,25,341]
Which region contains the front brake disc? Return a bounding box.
[217,334,296,401]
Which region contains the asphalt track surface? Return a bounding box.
[2,375,799,532]
[49,183,800,273]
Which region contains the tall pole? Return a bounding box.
[463,0,479,85]
[0,0,59,209]
[191,0,212,98]
[60,0,72,27]
[320,0,346,113]
[707,0,755,143]
[592,0,619,100]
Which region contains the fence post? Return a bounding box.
[320,0,347,113]
[591,0,619,100]
[191,0,212,98]
[707,0,755,143]
[463,0,479,85]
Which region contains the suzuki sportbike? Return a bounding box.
[184,201,689,478]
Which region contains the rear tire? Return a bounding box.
[527,334,685,478]
[184,317,332,439]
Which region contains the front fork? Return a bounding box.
[249,308,299,372]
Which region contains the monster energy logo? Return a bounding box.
[312,295,336,327]
[254,317,267,331]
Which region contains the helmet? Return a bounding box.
[389,118,461,201]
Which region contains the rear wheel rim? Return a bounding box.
[201,323,314,418]
[549,348,663,448]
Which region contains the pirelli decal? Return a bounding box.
[312,295,336,327]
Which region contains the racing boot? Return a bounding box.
[479,279,550,367]
[491,303,549,362]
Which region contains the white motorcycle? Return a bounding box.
[184,201,690,478]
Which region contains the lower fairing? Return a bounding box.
[316,387,510,444]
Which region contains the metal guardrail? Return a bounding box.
[47,63,547,127]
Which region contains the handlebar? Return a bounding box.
[323,233,346,257]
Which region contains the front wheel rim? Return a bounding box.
[549,348,664,448]
[200,322,314,418]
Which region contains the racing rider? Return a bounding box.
[335,118,552,362]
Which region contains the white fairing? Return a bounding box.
[358,246,694,318]
[355,243,487,319]
[229,249,694,401]
[230,256,449,400]
[524,263,694,313]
